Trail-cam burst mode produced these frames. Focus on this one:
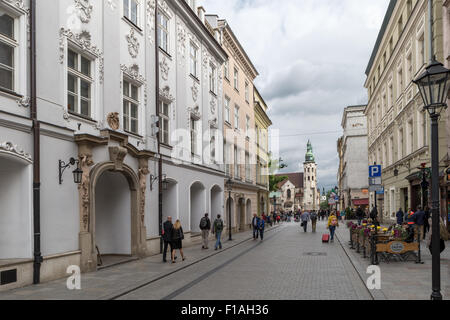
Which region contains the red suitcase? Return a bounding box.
[322,234,330,243]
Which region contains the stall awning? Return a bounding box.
[352,199,369,206]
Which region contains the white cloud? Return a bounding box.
[200,0,390,190]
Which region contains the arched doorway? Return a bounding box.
[225,196,235,231]
[0,152,32,261]
[190,181,206,233]
[91,164,140,268]
[210,185,223,221]
[238,198,246,231]
[163,178,178,221]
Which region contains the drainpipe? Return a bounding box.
[154,5,163,254]
[30,0,43,284]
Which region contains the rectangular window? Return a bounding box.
[209,63,216,93]
[0,10,16,91]
[246,115,250,138]
[417,34,425,68]
[123,0,139,26]
[390,136,394,164]
[234,146,240,179]
[234,105,240,130]
[245,152,250,181]
[406,54,412,83]
[190,117,197,155]
[224,97,230,123]
[224,142,230,176]
[421,112,427,147]
[67,49,92,117]
[234,67,239,90]
[123,80,139,134]
[157,11,169,53]
[398,129,404,160]
[159,101,170,144]
[397,68,403,96]
[224,60,229,80]
[245,81,249,103]
[190,42,198,78]
[210,131,216,162]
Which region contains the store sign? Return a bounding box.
[390,242,405,254]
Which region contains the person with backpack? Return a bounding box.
[251,213,260,240]
[300,210,310,233]
[310,211,318,233]
[327,212,339,242]
[212,214,224,251]
[258,216,266,241]
[199,213,211,250]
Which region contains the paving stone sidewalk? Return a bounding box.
[0,224,281,300]
[335,221,450,300]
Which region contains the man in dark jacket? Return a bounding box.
[370,206,379,226]
[200,213,211,249]
[413,206,426,242]
[258,217,266,241]
[251,214,260,240]
[162,216,174,263]
[356,207,364,225]
[396,208,404,225]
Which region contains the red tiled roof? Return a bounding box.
[275,172,304,189]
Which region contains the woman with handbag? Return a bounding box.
[171,220,186,263]
[426,215,449,255]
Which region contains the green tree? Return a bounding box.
[268,155,288,192]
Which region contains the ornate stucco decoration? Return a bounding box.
[107,0,117,10]
[188,105,201,121]
[209,118,218,130]
[159,85,174,102]
[210,98,217,114]
[138,160,149,223]
[160,56,169,81]
[0,141,32,162]
[126,28,140,58]
[146,0,156,44]
[17,96,30,108]
[74,0,93,23]
[3,0,26,10]
[191,83,198,102]
[121,64,145,84]
[78,153,93,231]
[157,0,173,18]
[59,28,104,83]
[109,146,128,171]
[177,22,186,65]
[107,112,120,130]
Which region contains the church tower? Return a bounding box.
[303,140,318,211]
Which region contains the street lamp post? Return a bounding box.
[413,30,450,299]
[226,178,233,241]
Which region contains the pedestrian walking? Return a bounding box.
[423,207,430,240]
[162,216,175,263]
[212,214,224,250]
[426,214,449,254]
[327,212,339,242]
[199,213,211,249]
[413,206,426,242]
[310,210,318,233]
[356,207,364,225]
[300,210,310,233]
[370,206,378,226]
[406,210,416,243]
[258,216,266,241]
[252,213,260,240]
[171,220,186,263]
[396,208,404,225]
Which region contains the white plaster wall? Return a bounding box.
[95,171,131,255]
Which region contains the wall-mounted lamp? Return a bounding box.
[150,174,168,191]
[59,157,82,185]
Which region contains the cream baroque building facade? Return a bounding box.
[364,0,447,222]
[0,0,227,291]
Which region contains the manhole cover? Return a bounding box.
[303,252,327,256]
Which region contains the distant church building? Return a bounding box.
[274,141,320,212]
[303,140,320,211]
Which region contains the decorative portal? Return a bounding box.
[0,141,32,162]
[108,146,128,171]
[107,112,120,130]
[79,153,94,231]
[138,159,150,223]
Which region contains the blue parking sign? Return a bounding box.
[369,165,382,178]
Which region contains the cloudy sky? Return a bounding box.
[199,0,391,191]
